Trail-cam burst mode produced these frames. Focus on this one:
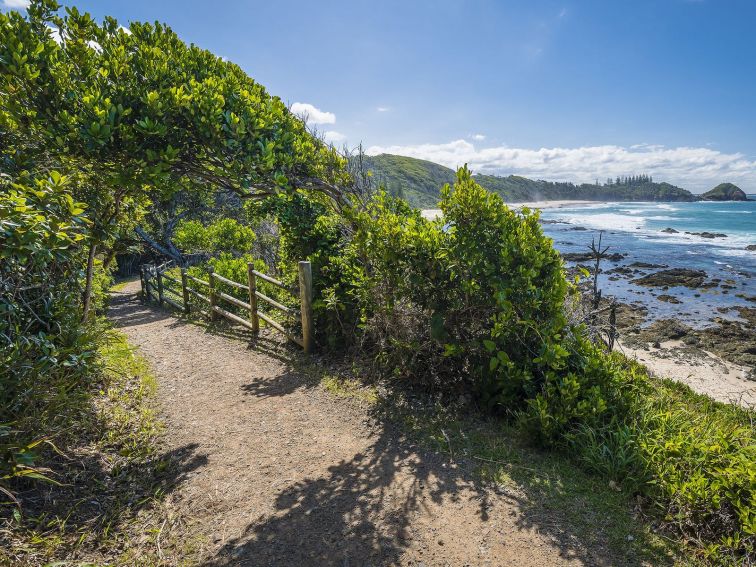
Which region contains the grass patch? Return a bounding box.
[321,374,379,404]
[0,317,198,566]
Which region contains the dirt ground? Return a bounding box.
[109,281,625,566]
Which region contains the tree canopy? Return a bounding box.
[1,0,347,201]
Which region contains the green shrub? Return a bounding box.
[290,168,754,561]
[174,218,256,255]
[0,172,93,490]
[260,190,358,348]
[632,374,754,560]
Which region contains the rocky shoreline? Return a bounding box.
[562,251,756,404]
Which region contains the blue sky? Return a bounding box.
[6,0,756,192]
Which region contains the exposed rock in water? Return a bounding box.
[638,319,691,341]
[628,261,667,269]
[685,231,727,239]
[607,266,635,276]
[569,226,588,231]
[661,227,678,234]
[746,244,756,251]
[632,268,709,289]
[657,294,682,304]
[612,301,648,332]
[629,308,756,368]
[561,251,626,263]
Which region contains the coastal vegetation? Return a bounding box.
[1,2,753,564]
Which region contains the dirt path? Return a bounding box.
[109,281,615,566]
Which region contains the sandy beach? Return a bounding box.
[618,340,755,408]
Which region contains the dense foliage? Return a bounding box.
[365,153,698,208]
[1,1,752,563]
[0,172,96,487]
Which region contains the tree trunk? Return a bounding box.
[135,226,184,264]
[82,242,97,321]
[102,247,117,271]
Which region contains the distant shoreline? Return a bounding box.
[421,200,598,219]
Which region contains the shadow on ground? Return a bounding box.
[118,285,668,567]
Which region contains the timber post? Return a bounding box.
[208,268,218,321]
[145,265,154,301]
[139,266,146,301]
[181,268,191,314]
[247,262,259,334]
[298,261,313,353]
[156,267,164,306]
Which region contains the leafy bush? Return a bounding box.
[174,218,256,255]
[632,373,754,560]
[0,172,93,489]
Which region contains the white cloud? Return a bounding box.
[377,106,390,112]
[471,133,486,141]
[291,102,336,125]
[119,26,132,35]
[3,0,30,9]
[324,131,347,144]
[365,140,756,193]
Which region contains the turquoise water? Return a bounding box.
[538,197,756,327]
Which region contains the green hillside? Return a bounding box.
[364,153,697,207]
[700,182,748,201]
[363,154,456,207]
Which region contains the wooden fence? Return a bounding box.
[140,260,313,352]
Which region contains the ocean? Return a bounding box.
[537,197,756,327]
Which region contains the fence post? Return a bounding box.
[144,266,153,302]
[139,266,146,301]
[181,268,191,314]
[156,267,164,306]
[298,261,313,353]
[247,262,259,334]
[208,268,218,321]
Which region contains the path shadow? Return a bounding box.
[204,426,465,567]
[109,289,174,328]
[129,287,660,567]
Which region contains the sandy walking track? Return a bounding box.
[109,281,617,566]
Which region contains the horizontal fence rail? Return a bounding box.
[140,260,313,352]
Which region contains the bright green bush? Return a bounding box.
[278,168,752,561]
[0,172,93,488]
[259,190,358,348]
[174,218,256,255]
[633,375,754,560]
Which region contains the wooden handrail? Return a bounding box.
[143,258,313,352]
[255,291,293,315]
[161,272,180,286]
[187,274,209,287]
[258,311,304,347]
[163,296,184,311]
[213,272,249,291]
[252,270,285,288]
[186,287,210,303]
[211,305,257,331]
[217,290,252,311]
